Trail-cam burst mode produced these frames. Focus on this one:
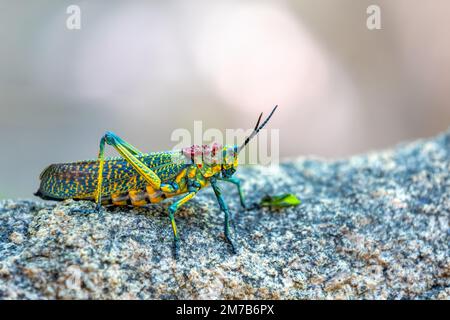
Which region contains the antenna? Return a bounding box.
[237,105,278,154]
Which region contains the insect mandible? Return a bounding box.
[35,106,278,257]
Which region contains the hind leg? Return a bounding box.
[94,131,162,211]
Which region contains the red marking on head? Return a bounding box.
[182,147,190,157]
[183,145,203,158]
[193,145,202,156]
[211,143,222,156]
[202,145,211,155]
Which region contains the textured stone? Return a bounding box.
[1,130,449,299]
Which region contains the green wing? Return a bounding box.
[36,151,189,200]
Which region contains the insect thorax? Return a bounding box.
[181,143,239,178]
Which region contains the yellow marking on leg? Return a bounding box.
[171,219,178,237]
[169,191,197,241]
[95,132,161,207]
[95,141,106,206]
[176,192,195,206]
[95,162,104,204]
[115,144,161,190]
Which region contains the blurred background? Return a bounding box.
[1,0,450,198]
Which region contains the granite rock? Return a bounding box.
[1,130,449,299]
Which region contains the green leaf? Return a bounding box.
[260,193,301,208]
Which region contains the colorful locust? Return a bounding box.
[35,106,278,257]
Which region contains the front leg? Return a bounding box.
[217,177,246,209]
[210,178,237,254]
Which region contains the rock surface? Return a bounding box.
[1,130,450,300]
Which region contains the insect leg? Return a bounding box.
[94,131,162,210]
[217,177,246,209]
[159,168,187,194]
[94,134,107,210]
[71,136,108,214]
[168,191,196,258]
[210,178,237,254]
[104,132,143,156]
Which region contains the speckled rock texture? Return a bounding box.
[1,130,449,300]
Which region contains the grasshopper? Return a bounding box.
[35,106,278,257]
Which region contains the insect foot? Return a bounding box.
[226,235,238,254]
[173,238,180,259]
[224,223,238,254]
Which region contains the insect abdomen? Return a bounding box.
[35,152,187,201]
[35,156,146,200]
[35,163,97,200]
[106,187,166,206]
